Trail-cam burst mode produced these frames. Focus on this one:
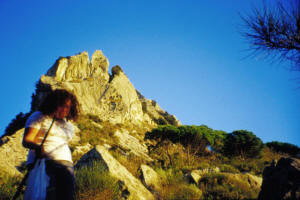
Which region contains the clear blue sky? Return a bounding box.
[1,0,299,146]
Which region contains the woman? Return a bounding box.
[23,89,79,200]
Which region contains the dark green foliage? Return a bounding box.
[4,112,31,137]
[145,125,227,154]
[223,130,263,159]
[266,141,300,156]
[146,125,181,143]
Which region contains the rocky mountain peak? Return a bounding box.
[46,50,109,82]
[33,50,180,127]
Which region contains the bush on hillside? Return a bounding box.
[223,130,263,159]
[266,141,300,156]
[145,125,227,154]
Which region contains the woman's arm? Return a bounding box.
[22,127,42,150]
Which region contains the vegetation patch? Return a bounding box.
[75,160,121,200]
[199,173,259,200]
[156,168,203,200]
[75,115,119,146]
[0,175,23,200]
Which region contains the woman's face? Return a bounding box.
[55,99,72,119]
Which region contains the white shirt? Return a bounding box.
[25,111,74,164]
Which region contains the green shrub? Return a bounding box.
[75,161,121,200]
[146,125,228,155]
[266,141,300,156]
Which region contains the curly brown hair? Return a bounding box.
[39,89,79,121]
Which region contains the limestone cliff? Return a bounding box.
[31,50,180,127]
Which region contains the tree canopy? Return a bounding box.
[223,130,264,158]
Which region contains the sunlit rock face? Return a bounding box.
[46,50,109,82]
[0,129,28,177]
[33,50,180,127]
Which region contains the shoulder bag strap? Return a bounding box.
[40,117,55,147]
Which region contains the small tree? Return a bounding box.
[223,130,263,159]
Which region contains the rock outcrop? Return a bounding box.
[32,50,180,127]
[76,145,155,200]
[114,129,152,161]
[258,157,300,200]
[140,164,163,192]
[0,129,28,177]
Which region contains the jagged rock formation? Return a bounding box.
[258,157,300,200]
[75,145,155,200]
[32,50,180,127]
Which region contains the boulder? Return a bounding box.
[140,164,163,191]
[258,157,300,200]
[189,167,220,184]
[75,145,155,200]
